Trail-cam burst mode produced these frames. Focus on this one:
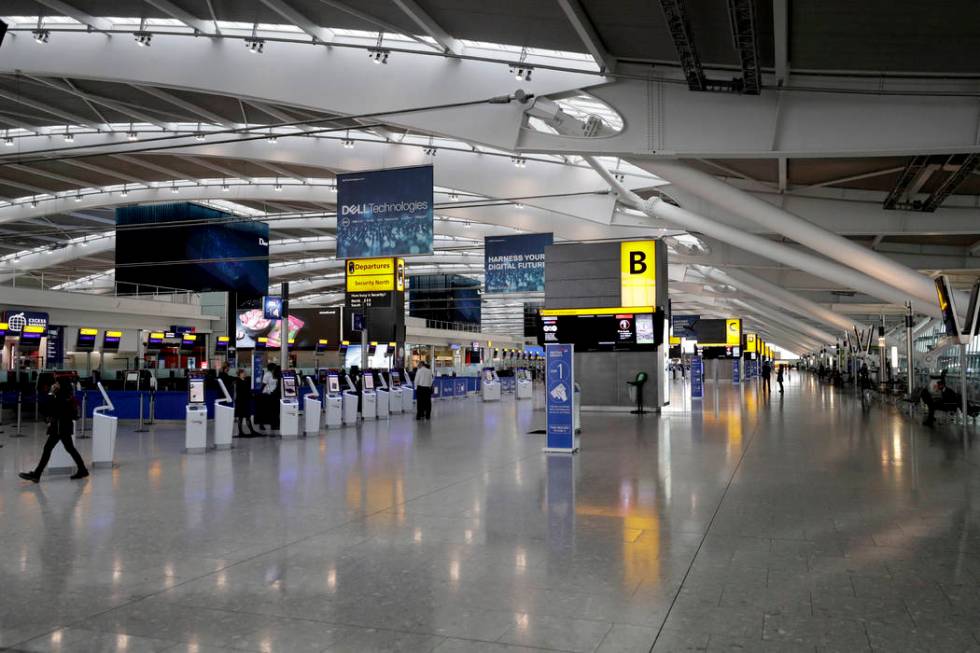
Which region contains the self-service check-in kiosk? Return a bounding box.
[400,368,415,412]
[481,367,501,401]
[387,371,404,413]
[516,368,533,400]
[214,378,234,449]
[184,373,208,453]
[360,370,377,420]
[325,370,343,428]
[279,369,301,438]
[342,373,359,425]
[374,370,390,419]
[91,382,118,468]
[304,375,322,435]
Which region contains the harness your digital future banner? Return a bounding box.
[484,233,553,294]
[336,165,434,259]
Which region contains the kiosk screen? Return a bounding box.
[188,378,205,404]
[327,374,340,394]
[362,374,374,391]
[390,371,401,386]
[281,372,297,398]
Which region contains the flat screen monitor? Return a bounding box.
[146,332,164,350]
[20,326,44,350]
[281,372,297,398]
[362,374,374,391]
[76,327,98,351]
[539,311,662,352]
[255,337,268,350]
[316,339,329,353]
[327,374,340,394]
[180,334,198,351]
[102,330,122,352]
[390,371,401,386]
[215,336,229,352]
[188,378,205,404]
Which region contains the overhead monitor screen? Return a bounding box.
[102,330,122,352]
[76,327,97,351]
[115,203,269,296]
[146,332,164,350]
[539,310,663,352]
[20,326,44,349]
[694,319,728,346]
[215,336,229,352]
[180,334,198,351]
[316,339,329,353]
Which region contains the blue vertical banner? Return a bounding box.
[691,356,704,399]
[545,343,577,453]
[252,351,264,391]
[45,325,64,369]
[732,359,740,384]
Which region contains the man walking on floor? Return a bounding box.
[414,361,434,421]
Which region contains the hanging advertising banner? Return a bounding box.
[484,233,553,293]
[672,314,699,339]
[545,343,577,453]
[336,165,433,258]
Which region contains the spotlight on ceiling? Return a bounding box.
[245,37,265,54]
[134,31,152,47]
[368,48,389,64]
[127,131,139,141]
[63,131,74,143]
[32,29,49,44]
[266,134,278,144]
[3,137,13,147]
[342,139,355,149]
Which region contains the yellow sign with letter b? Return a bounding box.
[620,241,656,307]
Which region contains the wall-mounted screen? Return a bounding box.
[102,330,122,352]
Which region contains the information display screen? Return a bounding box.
[180,333,198,351]
[316,339,329,353]
[327,374,340,394]
[281,371,297,398]
[76,327,97,351]
[694,319,727,346]
[188,378,205,404]
[147,331,164,350]
[215,336,229,352]
[362,374,374,391]
[20,326,44,350]
[102,330,122,352]
[539,310,663,351]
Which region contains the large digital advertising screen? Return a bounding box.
[115,203,269,296]
[336,165,433,258]
[236,305,341,350]
[538,309,663,352]
[484,233,553,294]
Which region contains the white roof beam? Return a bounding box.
[110,154,192,180]
[144,0,220,35]
[0,90,101,129]
[6,164,91,188]
[61,160,147,184]
[318,0,442,51]
[391,0,464,54]
[134,85,236,127]
[15,75,170,130]
[250,160,306,183]
[258,0,335,43]
[177,155,255,182]
[34,0,113,32]
[556,0,616,73]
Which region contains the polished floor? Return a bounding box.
[2,375,980,652]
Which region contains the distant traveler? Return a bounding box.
[776,365,784,393]
[414,361,434,421]
[922,376,958,426]
[258,363,279,431]
[234,368,258,437]
[761,361,772,393]
[19,379,88,483]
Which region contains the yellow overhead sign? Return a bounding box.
[620,241,657,307]
[745,333,757,353]
[540,306,655,317]
[345,257,404,293]
[726,318,742,347]
[79,327,98,336]
[669,336,681,345]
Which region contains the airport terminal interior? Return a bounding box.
[1,2,980,651]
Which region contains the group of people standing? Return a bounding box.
[219,363,282,438]
[760,360,785,394]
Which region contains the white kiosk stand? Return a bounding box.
[481,368,501,401]
[213,379,234,450]
[401,369,415,412]
[303,376,322,435]
[375,372,390,419]
[325,372,343,427]
[91,382,118,467]
[342,374,359,425]
[184,375,208,454]
[516,369,533,400]
[279,370,301,438]
[360,373,377,420]
[388,371,404,413]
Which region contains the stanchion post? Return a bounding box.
[14,391,23,436]
[135,390,148,433]
[147,391,155,424]
[77,391,89,438]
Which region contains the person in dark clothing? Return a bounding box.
[269,365,282,431]
[233,368,258,437]
[19,380,88,482]
[413,361,434,420]
[761,361,772,393]
[923,378,959,426]
[776,365,784,393]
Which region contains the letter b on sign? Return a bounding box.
[621,241,657,307]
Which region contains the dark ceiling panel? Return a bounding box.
[791,0,980,73]
[418,0,582,51]
[887,234,980,247]
[685,158,778,183]
[787,157,908,187]
[581,0,675,62]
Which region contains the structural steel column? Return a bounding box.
[641,159,939,306]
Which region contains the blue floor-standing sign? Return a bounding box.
[691,356,704,399]
[545,343,578,453]
[732,359,740,384]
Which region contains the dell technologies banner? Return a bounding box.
[484,233,553,294]
[336,165,433,259]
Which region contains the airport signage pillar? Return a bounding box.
[545,343,577,453]
[732,359,740,384]
[691,357,704,399]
